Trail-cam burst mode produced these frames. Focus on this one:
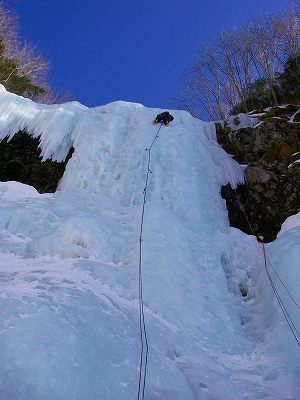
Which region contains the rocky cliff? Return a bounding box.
[217,105,300,242]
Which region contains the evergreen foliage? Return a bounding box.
[231,78,278,114]
[0,40,46,97]
[277,54,300,104]
[232,54,300,114]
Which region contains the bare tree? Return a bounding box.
[216,27,255,113]
[270,4,300,92]
[168,30,256,120]
[0,1,58,103]
[168,4,300,120]
[293,0,300,17]
[273,7,300,60]
[0,2,18,52]
[193,42,234,119]
[168,41,237,120]
[247,18,281,106]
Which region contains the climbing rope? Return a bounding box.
[262,245,300,346]
[217,141,300,345]
[137,122,163,400]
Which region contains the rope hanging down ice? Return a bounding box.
[137,121,163,400]
[217,141,300,347]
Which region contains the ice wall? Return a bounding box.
[0,86,299,399]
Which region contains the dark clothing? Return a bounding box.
[153,111,174,126]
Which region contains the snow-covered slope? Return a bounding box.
[0,85,299,399]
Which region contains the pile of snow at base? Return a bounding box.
[0,85,299,399]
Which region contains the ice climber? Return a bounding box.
[153,111,174,126]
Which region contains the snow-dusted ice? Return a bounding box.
[0,85,299,399]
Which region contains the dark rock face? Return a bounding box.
[217,106,300,242]
[0,130,73,193]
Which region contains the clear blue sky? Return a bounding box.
[13,0,292,109]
